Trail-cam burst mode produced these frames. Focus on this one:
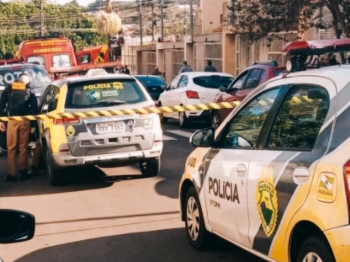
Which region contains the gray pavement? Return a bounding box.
[0,119,263,262]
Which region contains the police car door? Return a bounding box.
[203,87,280,247]
[246,77,336,258]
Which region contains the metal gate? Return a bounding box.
[172,49,184,79]
[141,51,157,75]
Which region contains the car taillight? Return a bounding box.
[186,90,199,99]
[343,160,350,222]
[53,117,81,125]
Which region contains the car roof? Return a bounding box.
[56,74,134,87]
[0,63,41,69]
[263,64,350,92]
[134,75,163,78]
[245,64,286,71]
[179,71,234,77]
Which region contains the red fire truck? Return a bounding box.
[15,35,122,78]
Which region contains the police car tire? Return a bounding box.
[185,187,213,250]
[157,103,168,124]
[296,236,335,262]
[139,157,160,178]
[161,115,168,124]
[45,147,64,186]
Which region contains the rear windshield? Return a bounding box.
[65,79,148,109]
[135,76,165,86]
[193,75,234,89]
[0,64,51,89]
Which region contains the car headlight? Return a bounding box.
[142,118,154,129]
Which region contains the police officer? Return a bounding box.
[0,74,39,182]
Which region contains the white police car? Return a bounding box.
[179,65,350,262]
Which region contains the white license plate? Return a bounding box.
[96,122,125,133]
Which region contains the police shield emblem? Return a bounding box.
[255,166,278,238]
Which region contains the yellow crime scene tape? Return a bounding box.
[0,101,242,122]
[0,94,316,122]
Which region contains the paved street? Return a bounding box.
[0,119,263,262]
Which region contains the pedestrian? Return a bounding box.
[204,60,217,72]
[329,53,340,66]
[123,65,130,75]
[0,74,39,182]
[153,66,162,76]
[179,61,193,74]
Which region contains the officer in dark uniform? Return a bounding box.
[0,74,39,182]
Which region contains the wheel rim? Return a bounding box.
[186,196,200,241]
[302,252,323,262]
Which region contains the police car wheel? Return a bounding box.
[160,114,168,124]
[45,147,64,186]
[296,236,335,262]
[157,103,168,124]
[185,187,212,250]
[139,157,160,178]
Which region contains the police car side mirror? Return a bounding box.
[0,209,35,244]
[219,85,227,92]
[190,127,215,147]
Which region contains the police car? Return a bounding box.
[179,64,350,262]
[38,74,163,186]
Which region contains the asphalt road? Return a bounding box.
[0,119,263,262]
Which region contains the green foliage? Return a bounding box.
[0,0,108,58]
[227,0,350,43]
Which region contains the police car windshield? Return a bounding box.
[65,79,148,109]
[0,64,51,89]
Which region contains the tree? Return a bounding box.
[0,0,108,56]
[316,0,350,39]
[228,0,350,45]
[227,0,314,43]
[129,0,171,42]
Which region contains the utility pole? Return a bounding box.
[139,0,143,45]
[189,0,194,43]
[160,0,164,42]
[40,0,44,36]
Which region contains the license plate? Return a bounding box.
[96,122,125,133]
